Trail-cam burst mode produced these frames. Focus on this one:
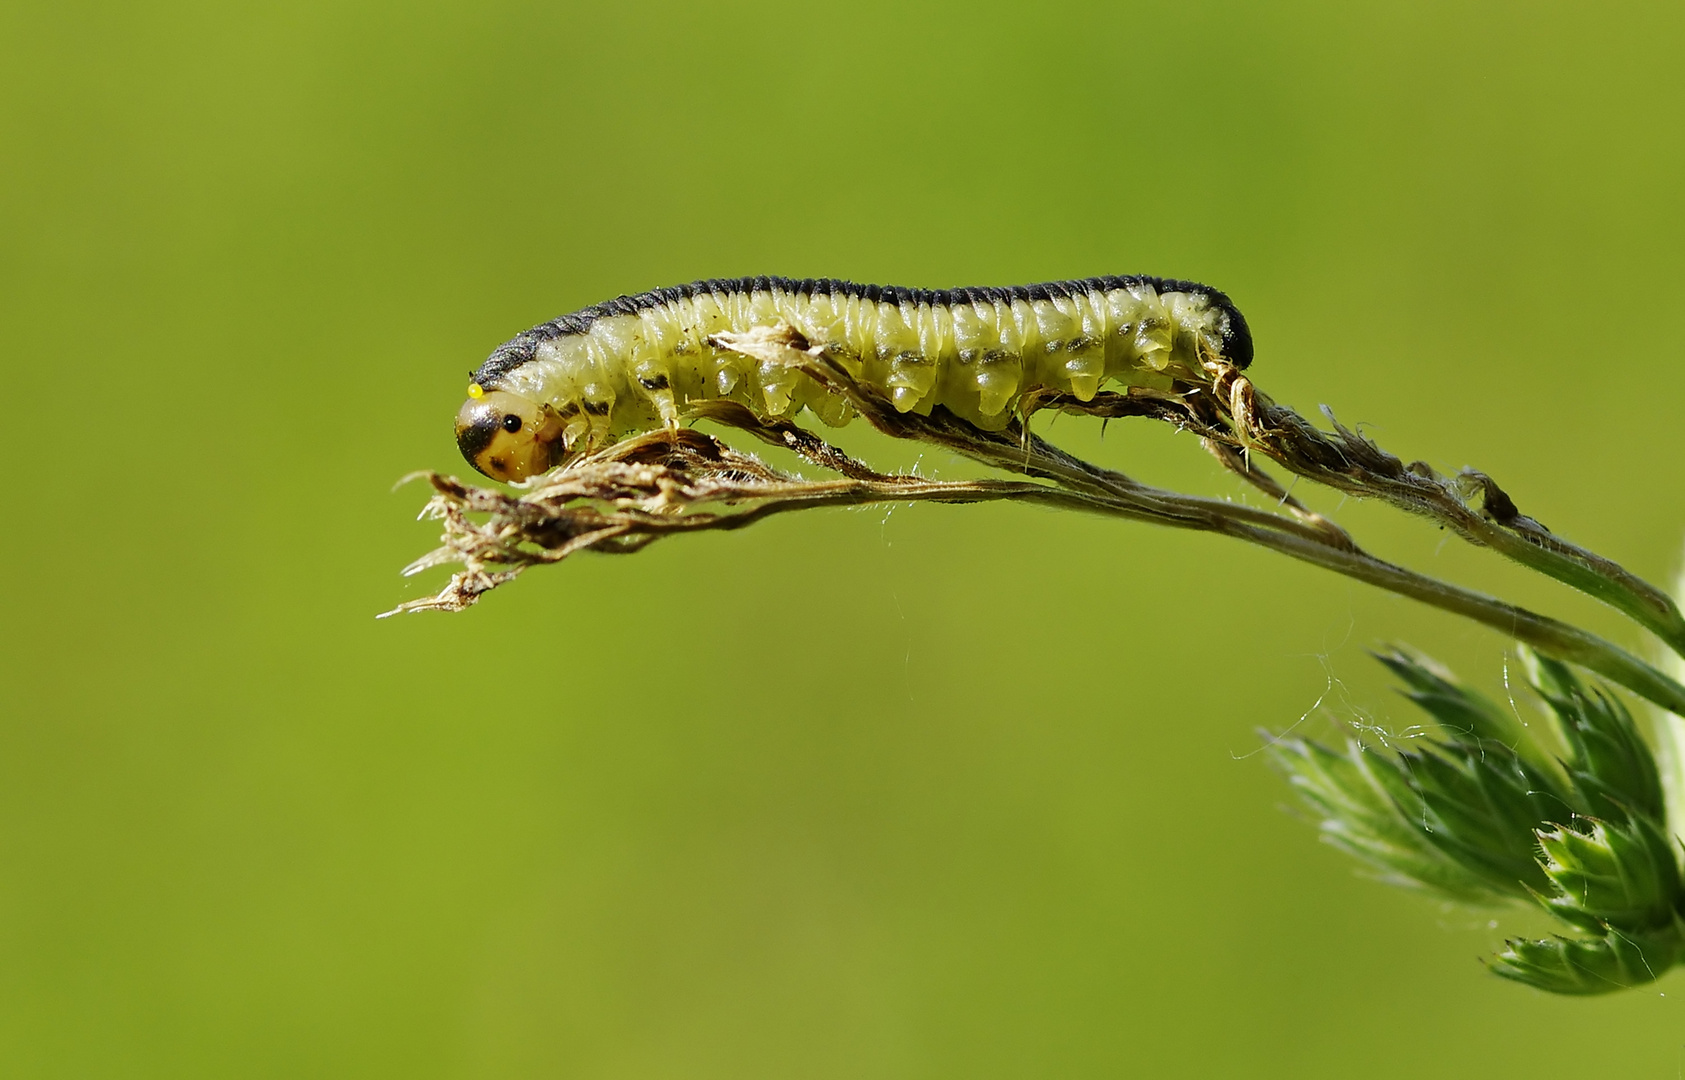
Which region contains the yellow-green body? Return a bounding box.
[475,278,1243,457]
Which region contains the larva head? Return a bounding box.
[455,385,566,482]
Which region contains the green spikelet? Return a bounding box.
[1393,739,1566,897]
[1490,925,1680,994]
[1273,647,1685,995]
[1532,815,1681,934]
[1518,645,1665,822]
[1272,736,1520,903]
[1372,647,1551,771]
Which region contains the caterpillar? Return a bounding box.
[455,275,1252,481]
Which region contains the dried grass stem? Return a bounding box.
[389,335,1685,719]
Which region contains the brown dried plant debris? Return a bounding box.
[382,426,1055,616]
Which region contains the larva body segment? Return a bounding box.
[457,276,1251,481]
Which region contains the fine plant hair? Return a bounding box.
[391,322,1685,996]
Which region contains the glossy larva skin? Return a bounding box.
[467,276,1250,464]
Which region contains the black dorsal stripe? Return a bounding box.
[472,275,1252,386]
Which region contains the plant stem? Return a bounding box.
[1650,549,1685,842]
[398,335,1685,727]
[785,352,1685,720]
[1217,521,1685,719]
[1203,369,1685,658]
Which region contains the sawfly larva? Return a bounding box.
[455,275,1252,481]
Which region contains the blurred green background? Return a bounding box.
[4,0,1685,1075]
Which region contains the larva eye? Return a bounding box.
[454,388,566,482]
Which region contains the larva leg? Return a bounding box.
[634,366,681,429]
